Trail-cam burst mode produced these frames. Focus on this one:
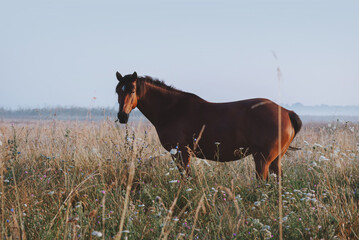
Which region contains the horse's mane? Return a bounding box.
[139,76,179,92]
[138,75,204,101]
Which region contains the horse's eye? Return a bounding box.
[122,86,126,91]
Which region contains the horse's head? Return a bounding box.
[115,71,138,124]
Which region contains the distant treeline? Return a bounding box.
[285,103,359,116]
[1,105,359,122]
[0,107,144,121]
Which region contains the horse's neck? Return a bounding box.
[136,82,182,127]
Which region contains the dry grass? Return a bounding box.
[0,119,358,239]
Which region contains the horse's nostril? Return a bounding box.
[118,112,129,123]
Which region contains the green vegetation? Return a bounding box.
[1,120,358,239]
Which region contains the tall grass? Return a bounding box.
[0,120,358,239]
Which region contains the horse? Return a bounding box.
[115,71,302,180]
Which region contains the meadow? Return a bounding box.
[0,119,358,239]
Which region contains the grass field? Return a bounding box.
[1,119,358,239]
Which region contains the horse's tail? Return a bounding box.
[288,110,302,138]
[287,111,302,151]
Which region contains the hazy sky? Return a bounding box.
[1,0,358,109]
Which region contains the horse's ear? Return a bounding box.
[131,72,137,81]
[116,72,123,81]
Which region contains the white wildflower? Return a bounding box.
[319,156,329,161]
[91,231,103,237]
[314,143,323,148]
[138,204,145,207]
[311,198,317,203]
[48,191,55,195]
[254,201,261,207]
[269,173,277,178]
[262,225,271,230]
[261,229,272,239]
[309,161,317,167]
[186,188,193,192]
[169,180,178,183]
[170,149,177,155]
[122,230,130,233]
[165,172,170,176]
[173,217,179,221]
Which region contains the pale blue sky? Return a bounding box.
[1,0,358,109]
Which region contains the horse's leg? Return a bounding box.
[269,143,291,177]
[269,157,281,176]
[253,150,279,180]
[253,154,270,180]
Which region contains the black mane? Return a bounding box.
[139,76,179,91]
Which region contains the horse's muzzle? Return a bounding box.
[118,112,129,124]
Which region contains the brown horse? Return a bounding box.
[115,72,302,180]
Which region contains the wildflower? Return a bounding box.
[282,216,288,222]
[214,142,220,145]
[262,225,271,230]
[48,191,55,195]
[173,217,179,221]
[4,179,9,183]
[91,231,103,237]
[261,229,272,239]
[269,173,277,178]
[170,149,177,155]
[309,161,317,167]
[165,172,170,176]
[319,156,329,161]
[138,204,145,207]
[101,190,106,195]
[254,201,261,207]
[186,188,193,192]
[10,208,14,212]
[24,204,27,207]
[169,180,178,183]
